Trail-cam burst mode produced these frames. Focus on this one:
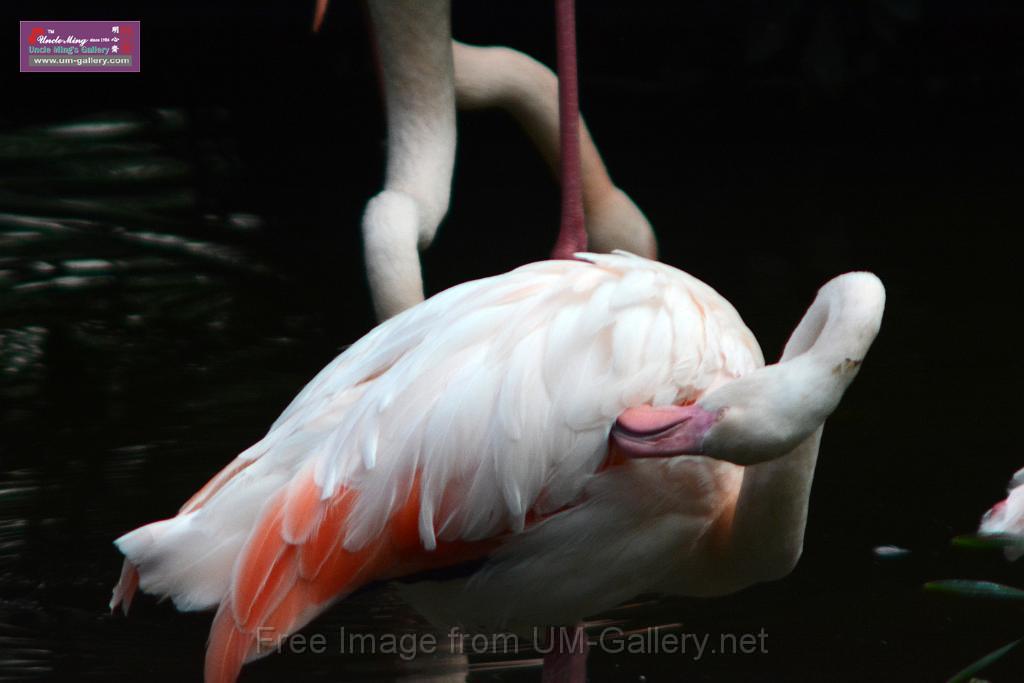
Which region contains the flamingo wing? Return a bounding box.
[280,252,759,551]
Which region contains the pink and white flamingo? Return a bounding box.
[336,0,655,319]
[111,256,884,683]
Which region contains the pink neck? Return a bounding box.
[550,0,587,260]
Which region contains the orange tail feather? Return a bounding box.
[109,559,140,615]
[203,471,497,683]
[205,604,253,683]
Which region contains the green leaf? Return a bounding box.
[953,533,1024,551]
[947,638,1021,683]
[924,580,1024,601]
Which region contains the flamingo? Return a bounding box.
[329,0,655,319]
[979,468,1024,560]
[111,252,884,681]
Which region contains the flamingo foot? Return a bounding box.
[612,404,721,458]
[541,625,588,683]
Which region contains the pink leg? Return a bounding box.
[550,0,586,260]
[541,625,589,683]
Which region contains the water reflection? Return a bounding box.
[0,109,307,681]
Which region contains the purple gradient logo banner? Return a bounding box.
[20,21,140,73]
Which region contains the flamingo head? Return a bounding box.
[613,272,885,466]
[612,361,838,465]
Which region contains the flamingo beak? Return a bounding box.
[611,404,722,458]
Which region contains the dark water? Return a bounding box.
[4,2,1024,681]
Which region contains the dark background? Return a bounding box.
[2,1,1024,681]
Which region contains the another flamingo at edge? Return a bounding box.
[110,3,886,682]
[979,468,1024,560]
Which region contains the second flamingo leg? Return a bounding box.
[541,624,590,683]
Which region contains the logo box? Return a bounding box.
[20,21,141,73]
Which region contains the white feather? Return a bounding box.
[115,253,762,613]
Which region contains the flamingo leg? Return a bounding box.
[541,624,589,683]
[452,42,656,259]
[551,0,585,259]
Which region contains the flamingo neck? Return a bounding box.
[551,0,587,259]
[711,273,885,583]
[367,0,456,236]
[719,429,822,587]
